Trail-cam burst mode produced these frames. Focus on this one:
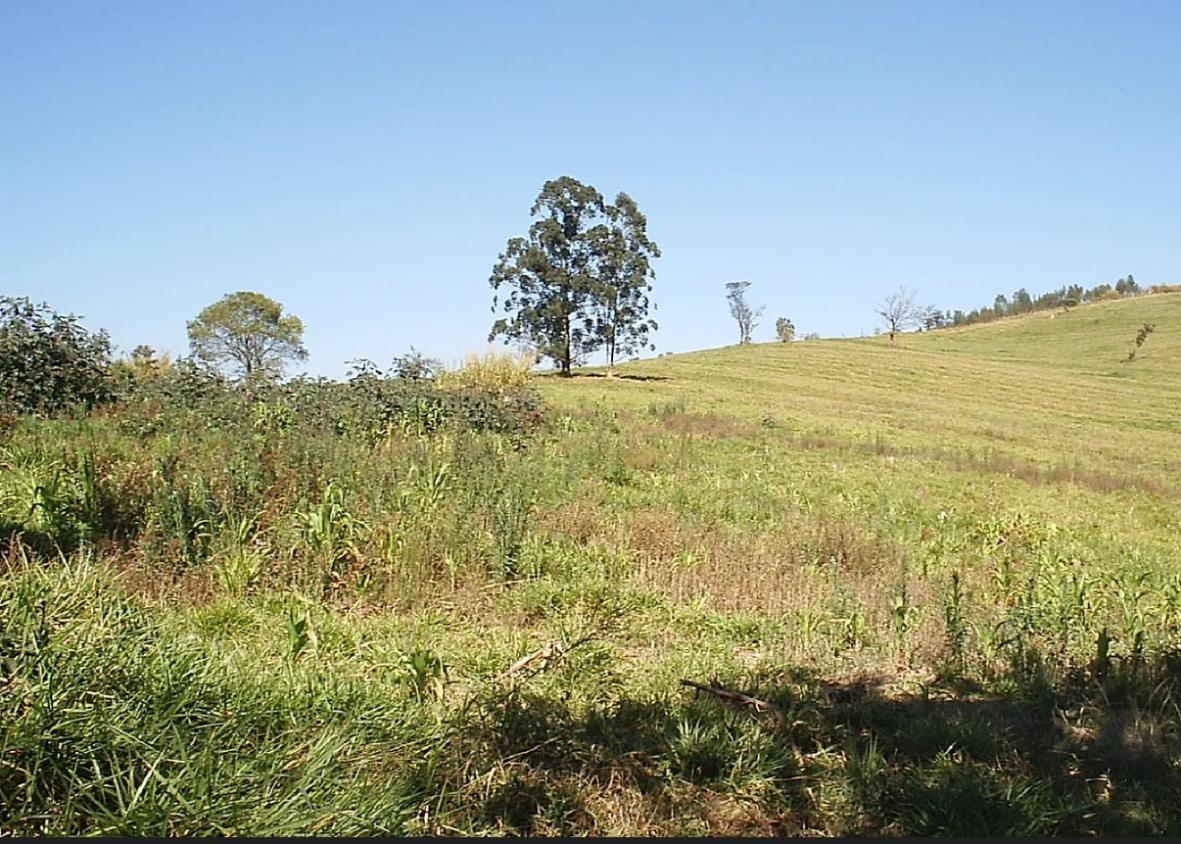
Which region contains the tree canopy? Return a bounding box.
[489,176,660,376]
[187,291,307,381]
[591,192,661,375]
[875,287,922,342]
[725,281,763,344]
[0,296,113,415]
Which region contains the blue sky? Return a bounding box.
[4,0,1179,377]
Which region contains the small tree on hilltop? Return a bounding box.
[0,296,113,414]
[1127,322,1155,361]
[921,305,946,331]
[726,281,763,344]
[875,287,922,343]
[775,317,795,342]
[187,291,307,381]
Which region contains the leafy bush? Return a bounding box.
[390,347,442,382]
[0,297,113,415]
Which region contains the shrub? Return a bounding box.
[0,297,114,415]
[1127,322,1156,361]
[390,347,442,382]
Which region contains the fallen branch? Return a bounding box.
[497,642,558,681]
[496,631,601,683]
[680,677,788,728]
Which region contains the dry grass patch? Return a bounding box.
[659,411,758,439]
[635,517,902,615]
[624,505,719,565]
[535,499,604,544]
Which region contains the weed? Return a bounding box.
[943,572,967,673]
[294,482,363,591]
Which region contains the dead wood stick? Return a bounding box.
[496,630,603,683]
[680,677,787,728]
[498,642,558,680]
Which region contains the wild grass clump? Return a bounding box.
[0,559,434,835]
[438,347,536,394]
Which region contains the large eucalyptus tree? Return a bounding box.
[591,192,660,376]
[489,177,660,376]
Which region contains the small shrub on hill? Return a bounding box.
[1127,322,1156,361]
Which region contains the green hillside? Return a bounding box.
[910,291,1181,375]
[5,293,1181,836]
[545,291,1181,500]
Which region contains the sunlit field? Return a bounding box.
[4,294,1181,835]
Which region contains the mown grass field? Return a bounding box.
[3,293,1180,836]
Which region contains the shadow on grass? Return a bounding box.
[438,652,1181,836]
[1,525,60,562]
[581,373,672,382]
[536,372,672,382]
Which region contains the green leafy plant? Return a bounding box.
[0,296,114,415]
[285,607,316,663]
[214,511,266,595]
[944,572,967,673]
[294,482,363,590]
[401,648,447,702]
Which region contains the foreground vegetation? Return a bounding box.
[3,295,1181,835]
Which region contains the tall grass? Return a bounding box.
[437,347,535,393]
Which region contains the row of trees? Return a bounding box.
[488,177,660,376]
[5,174,662,416]
[722,273,1157,347]
[917,275,1144,331]
[870,275,1152,341]
[10,165,1171,412]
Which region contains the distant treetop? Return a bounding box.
[924,275,1148,330]
[187,291,307,382]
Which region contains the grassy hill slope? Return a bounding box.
[909,291,1181,376]
[544,291,1181,500]
[4,293,1181,836]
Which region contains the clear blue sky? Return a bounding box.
[4,0,1179,377]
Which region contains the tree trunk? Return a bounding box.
[560,314,572,376]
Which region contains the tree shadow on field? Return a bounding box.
[579,373,672,382]
[439,650,1181,836]
[537,372,671,382]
